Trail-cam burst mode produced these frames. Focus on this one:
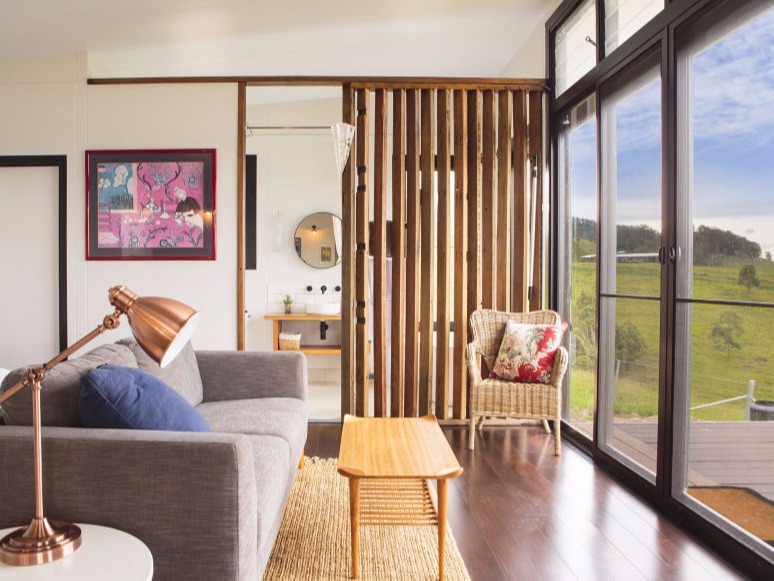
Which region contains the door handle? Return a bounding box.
[669,246,681,263]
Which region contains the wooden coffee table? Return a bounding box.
[337,414,463,580]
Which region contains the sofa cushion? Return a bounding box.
[80,365,211,432]
[0,343,137,426]
[197,398,307,466]
[118,338,203,406]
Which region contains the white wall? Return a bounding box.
[86,83,238,350]
[244,95,343,371]
[501,22,550,78]
[0,54,86,364]
[0,53,239,360]
[500,0,563,78]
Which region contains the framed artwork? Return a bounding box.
[321,246,332,262]
[86,149,216,260]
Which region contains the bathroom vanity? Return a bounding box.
[264,313,341,355]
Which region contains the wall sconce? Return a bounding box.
[311,225,317,234]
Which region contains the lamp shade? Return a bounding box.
[109,286,199,368]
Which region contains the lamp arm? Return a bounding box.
[0,308,123,407]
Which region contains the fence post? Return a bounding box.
[745,379,756,420]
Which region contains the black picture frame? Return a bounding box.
[85,149,216,260]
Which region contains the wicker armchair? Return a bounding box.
[466,309,569,454]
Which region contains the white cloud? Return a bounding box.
[692,7,774,147]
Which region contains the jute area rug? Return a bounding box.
[263,457,471,580]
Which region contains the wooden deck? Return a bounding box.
[591,421,774,501]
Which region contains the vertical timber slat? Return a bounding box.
[511,90,528,313]
[435,88,451,420]
[496,90,512,312]
[418,88,435,416]
[341,84,356,416]
[355,88,370,416]
[466,90,482,379]
[481,90,496,310]
[528,91,543,312]
[373,89,388,417]
[404,89,421,417]
[452,90,468,420]
[391,89,407,417]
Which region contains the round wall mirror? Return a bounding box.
[294,212,342,269]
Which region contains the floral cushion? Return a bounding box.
[490,321,568,383]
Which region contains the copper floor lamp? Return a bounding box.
[0,285,198,566]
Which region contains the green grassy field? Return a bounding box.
[567,258,774,422]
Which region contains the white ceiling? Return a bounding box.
[0,0,560,79]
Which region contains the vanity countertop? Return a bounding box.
[264,313,341,321]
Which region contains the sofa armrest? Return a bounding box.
[0,426,258,581]
[196,350,308,403]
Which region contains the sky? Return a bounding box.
[568,4,774,255]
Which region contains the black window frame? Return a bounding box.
[547,0,774,576]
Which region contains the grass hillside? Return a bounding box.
[568,256,774,422]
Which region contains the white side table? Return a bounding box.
[0,524,153,580]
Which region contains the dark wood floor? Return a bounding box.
[305,422,743,580]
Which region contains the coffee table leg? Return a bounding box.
[349,476,361,579]
[437,479,448,581]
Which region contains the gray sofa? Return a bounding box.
[0,339,308,581]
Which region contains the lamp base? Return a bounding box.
[0,518,81,566]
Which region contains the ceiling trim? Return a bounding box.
[88,75,548,91]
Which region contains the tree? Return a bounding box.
[693,225,761,266]
[615,321,646,365]
[766,251,772,261]
[711,311,744,359]
[571,292,597,369]
[616,224,660,254]
[738,263,760,292]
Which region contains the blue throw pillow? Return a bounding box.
[79,364,211,432]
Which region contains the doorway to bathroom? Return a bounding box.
[243,85,344,420]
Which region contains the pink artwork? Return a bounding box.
[87,150,215,260]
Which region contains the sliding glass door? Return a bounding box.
[598,54,663,481]
[673,1,774,555]
[558,94,598,440]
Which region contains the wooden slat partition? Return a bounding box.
[404,89,421,417]
[480,91,496,310]
[528,91,543,312]
[418,88,436,416]
[342,80,545,421]
[452,90,468,420]
[511,90,528,313]
[341,84,356,416]
[496,90,512,312]
[391,90,406,418]
[354,88,370,417]
[435,89,451,420]
[373,89,388,417]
